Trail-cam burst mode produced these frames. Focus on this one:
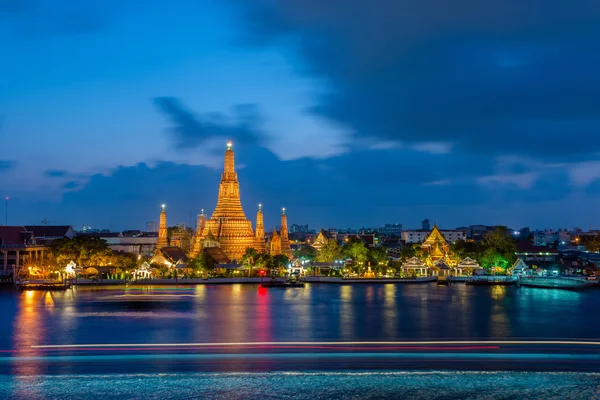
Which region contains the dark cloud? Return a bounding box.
[44,169,67,178]
[233,1,600,162]
[154,97,264,151]
[63,181,78,189]
[19,141,584,230]
[0,160,16,171]
[1,1,111,37]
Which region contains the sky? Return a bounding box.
[2,0,600,231]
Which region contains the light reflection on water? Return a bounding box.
[3,284,600,353]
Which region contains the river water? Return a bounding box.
[1,283,600,398]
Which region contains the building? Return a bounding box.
[514,243,560,267]
[403,227,465,244]
[268,208,293,258]
[146,221,159,233]
[421,219,430,231]
[311,229,331,251]
[378,223,403,236]
[0,225,73,276]
[77,231,157,257]
[195,142,257,260]
[290,224,309,233]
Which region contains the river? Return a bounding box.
[1,283,599,398]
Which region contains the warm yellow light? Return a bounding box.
[227,141,232,148]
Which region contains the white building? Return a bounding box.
[402,229,466,244]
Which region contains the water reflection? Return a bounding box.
[339,286,354,339]
[382,284,397,338]
[12,291,48,396]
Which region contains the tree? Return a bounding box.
[451,239,481,259]
[479,248,510,274]
[51,236,113,267]
[482,226,517,259]
[344,241,369,264]
[369,246,388,266]
[399,245,416,260]
[294,246,316,261]
[240,247,259,276]
[316,240,342,262]
[188,251,215,276]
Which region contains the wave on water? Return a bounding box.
[3,371,600,399]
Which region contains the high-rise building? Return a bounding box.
[146,221,159,233]
[379,223,403,236]
[291,224,309,233]
[421,219,430,231]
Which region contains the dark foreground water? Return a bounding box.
[1,283,600,398]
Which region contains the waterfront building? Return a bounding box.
[514,243,559,267]
[269,208,293,258]
[156,205,168,250]
[149,246,188,268]
[198,142,257,261]
[0,225,74,276]
[402,256,427,276]
[456,257,483,276]
[254,204,266,253]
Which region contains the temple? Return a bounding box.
[156,204,168,250]
[421,223,457,269]
[268,208,293,258]
[254,204,266,253]
[189,210,206,258]
[198,142,256,261]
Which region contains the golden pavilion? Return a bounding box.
[421,224,457,271]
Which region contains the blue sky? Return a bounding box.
[1,0,600,231]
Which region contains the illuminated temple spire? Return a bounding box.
[254,203,266,253]
[280,207,293,258]
[156,204,168,250]
[189,209,206,257]
[200,141,256,260]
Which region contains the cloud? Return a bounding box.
[232,1,600,162]
[1,1,112,37]
[154,97,265,151]
[63,181,78,189]
[44,169,67,178]
[0,160,16,171]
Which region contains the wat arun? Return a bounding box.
[197,142,259,261]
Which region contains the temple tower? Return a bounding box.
[201,141,256,260]
[254,204,266,253]
[156,204,168,250]
[189,209,206,257]
[270,226,281,255]
[280,207,293,258]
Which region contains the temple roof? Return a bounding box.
[458,257,482,268]
[159,246,188,263]
[403,256,426,267]
[422,224,448,247]
[203,247,230,264]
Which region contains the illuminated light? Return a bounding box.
[227,141,232,148]
[161,204,165,209]
[31,340,600,349]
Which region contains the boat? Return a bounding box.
[466,276,516,286]
[261,277,305,288]
[19,282,71,291]
[517,276,592,290]
[437,276,450,286]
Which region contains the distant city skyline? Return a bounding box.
[2,2,600,229]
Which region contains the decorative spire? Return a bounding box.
[254,203,266,253]
[157,204,168,250]
[279,207,292,258]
